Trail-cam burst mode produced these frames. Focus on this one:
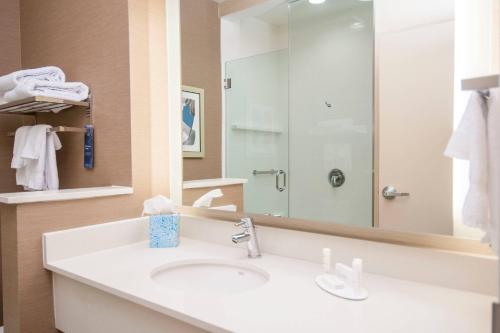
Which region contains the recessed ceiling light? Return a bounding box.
[309,0,326,4]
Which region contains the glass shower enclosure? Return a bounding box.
[224,0,374,227]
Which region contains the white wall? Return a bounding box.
[220,16,287,63]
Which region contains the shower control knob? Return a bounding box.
[328,169,345,188]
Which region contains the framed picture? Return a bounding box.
[182,85,205,158]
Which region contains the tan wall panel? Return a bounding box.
[0,0,27,194]
[0,116,35,193]
[148,0,171,196]
[0,205,18,331]
[3,196,142,333]
[0,0,21,76]
[181,0,222,181]
[129,0,153,199]
[20,0,132,189]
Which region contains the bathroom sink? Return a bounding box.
[151,259,269,295]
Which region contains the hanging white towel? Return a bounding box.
[44,132,62,190]
[0,66,65,93]
[11,126,31,169]
[11,125,62,191]
[487,88,500,254]
[17,125,52,190]
[3,80,89,104]
[444,92,489,234]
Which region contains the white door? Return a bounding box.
[377,18,454,234]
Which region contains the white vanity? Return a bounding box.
[43,216,495,333]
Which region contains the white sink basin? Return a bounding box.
[151,259,269,295]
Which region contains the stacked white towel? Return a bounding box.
[11,125,62,191]
[0,66,89,107]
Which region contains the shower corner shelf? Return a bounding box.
[0,96,90,116]
[231,124,283,134]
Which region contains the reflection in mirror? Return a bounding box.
[180,0,486,242]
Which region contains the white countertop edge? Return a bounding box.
[0,186,134,204]
[45,263,229,333]
[183,178,248,189]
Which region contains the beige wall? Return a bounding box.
[20,0,133,189]
[0,0,21,75]
[181,0,222,181]
[0,0,170,332]
[0,0,30,194]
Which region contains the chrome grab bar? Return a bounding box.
[275,170,287,192]
[253,169,278,175]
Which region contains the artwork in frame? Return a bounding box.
[182,85,205,158]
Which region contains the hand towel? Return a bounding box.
[0,66,65,93]
[3,80,89,104]
[11,126,31,169]
[444,92,490,240]
[18,125,52,190]
[44,132,62,190]
[487,88,500,253]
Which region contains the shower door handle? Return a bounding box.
[275,170,287,192]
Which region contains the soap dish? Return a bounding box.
[315,274,368,301]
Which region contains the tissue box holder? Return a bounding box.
[149,214,180,248]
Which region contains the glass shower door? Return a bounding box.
[225,50,289,217]
[287,0,374,227]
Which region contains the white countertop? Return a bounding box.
[183,178,248,189]
[44,224,494,333]
[0,186,133,204]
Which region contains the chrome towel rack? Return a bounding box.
[461,74,500,98]
[6,126,86,137]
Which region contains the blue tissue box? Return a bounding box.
[149,214,180,248]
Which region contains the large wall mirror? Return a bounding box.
[179,0,494,250]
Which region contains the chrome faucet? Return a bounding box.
[232,217,261,258]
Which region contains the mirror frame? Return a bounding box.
[166,0,494,256]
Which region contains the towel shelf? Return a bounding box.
[462,74,500,91]
[6,126,86,137]
[0,96,90,115]
[231,124,283,134]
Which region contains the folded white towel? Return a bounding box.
[12,125,62,191]
[3,80,89,104]
[0,66,65,93]
[445,92,489,233]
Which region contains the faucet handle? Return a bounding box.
[235,217,252,228]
